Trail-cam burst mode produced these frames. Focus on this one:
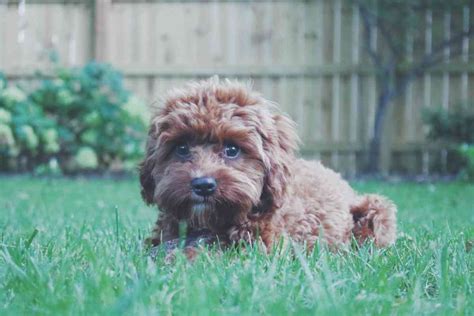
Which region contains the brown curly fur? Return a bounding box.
[140,78,397,253]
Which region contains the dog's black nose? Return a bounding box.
[191,177,217,196]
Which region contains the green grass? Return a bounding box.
[0,176,473,315]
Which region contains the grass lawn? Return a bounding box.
[0,176,473,315]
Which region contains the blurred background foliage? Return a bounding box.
[0,62,147,174]
[423,104,474,180]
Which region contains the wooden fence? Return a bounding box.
[1,0,473,175]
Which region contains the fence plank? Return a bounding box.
[367,15,377,143]
[295,1,305,140]
[442,11,451,110]
[349,3,360,177]
[403,19,416,173]
[422,9,432,175]
[441,11,452,172]
[331,0,342,169]
[0,1,8,68]
[308,0,324,159]
[260,1,273,100]
[461,6,470,101]
[93,0,110,61]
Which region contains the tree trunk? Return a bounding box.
[367,86,393,174]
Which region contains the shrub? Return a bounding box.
[0,78,44,170]
[423,105,474,144]
[423,104,474,180]
[0,63,146,173]
[458,144,474,180]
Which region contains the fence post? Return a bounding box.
[90,0,110,61]
[380,102,395,176]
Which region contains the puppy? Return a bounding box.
[140,78,397,255]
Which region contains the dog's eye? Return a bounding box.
[223,143,240,159]
[175,143,191,158]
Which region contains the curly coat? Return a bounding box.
[140,78,397,252]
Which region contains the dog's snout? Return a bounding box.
[191,177,217,196]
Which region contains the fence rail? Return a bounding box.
[1,0,473,175]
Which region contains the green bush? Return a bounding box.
[0,63,146,173]
[459,144,474,180]
[423,104,474,180]
[423,105,474,144]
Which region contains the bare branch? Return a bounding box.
[391,44,472,103]
[431,25,474,57]
[373,14,403,59]
[356,0,404,61]
[358,2,384,69]
[405,26,474,79]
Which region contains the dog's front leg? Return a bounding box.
[145,212,179,247]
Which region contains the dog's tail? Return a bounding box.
[350,194,397,247]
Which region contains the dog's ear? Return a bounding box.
[139,124,158,205]
[260,114,298,212]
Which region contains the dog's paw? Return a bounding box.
[149,231,229,263]
[163,246,199,263]
[150,240,199,263]
[228,222,254,243]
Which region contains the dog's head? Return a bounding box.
[140,78,298,232]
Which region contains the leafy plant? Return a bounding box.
[459,144,474,180]
[423,104,474,180]
[0,77,46,170]
[423,105,474,144]
[0,63,147,173]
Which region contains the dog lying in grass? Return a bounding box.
[140,78,397,258]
